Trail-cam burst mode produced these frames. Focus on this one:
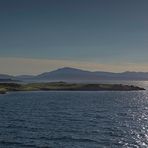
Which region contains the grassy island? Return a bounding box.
[0,82,145,94]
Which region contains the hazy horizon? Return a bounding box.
[1,57,148,75]
[0,0,148,74]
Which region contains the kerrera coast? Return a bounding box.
[0,82,145,94]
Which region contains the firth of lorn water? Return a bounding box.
[0,84,148,147]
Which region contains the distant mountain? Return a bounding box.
[0,74,20,82]
[0,74,15,79]
[35,67,105,82]
[16,75,35,80]
[1,67,148,82]
[34,67,148,81]
[36,67,98,81]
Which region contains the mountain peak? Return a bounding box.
[56,67,82,71]
[50,67,91,73]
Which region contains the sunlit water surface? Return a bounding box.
[0,81,148,148]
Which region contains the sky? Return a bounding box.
[0,0,148,75]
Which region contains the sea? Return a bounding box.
[0,81,148,148]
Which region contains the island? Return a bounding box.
[0,82,145,94]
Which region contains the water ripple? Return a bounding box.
[0,89,148,147]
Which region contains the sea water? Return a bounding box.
[0,82,148,147]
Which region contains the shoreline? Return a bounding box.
[0,82,145,94]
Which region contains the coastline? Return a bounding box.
[0,82,145,94]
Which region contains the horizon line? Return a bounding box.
[1,66,148,77]
[0,57,148,75]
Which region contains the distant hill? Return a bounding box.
[36,67,99,81]
[0,74,15,79]
[1,67,148,82]
[34,67,148,81]
[16,75,35,79]
[0,74,20,82]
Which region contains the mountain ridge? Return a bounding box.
[1,67,148,82]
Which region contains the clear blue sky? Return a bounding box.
[0,0,148,74]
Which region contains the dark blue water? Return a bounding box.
[0,90,148,148]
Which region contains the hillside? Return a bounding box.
[1,67,148,82]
